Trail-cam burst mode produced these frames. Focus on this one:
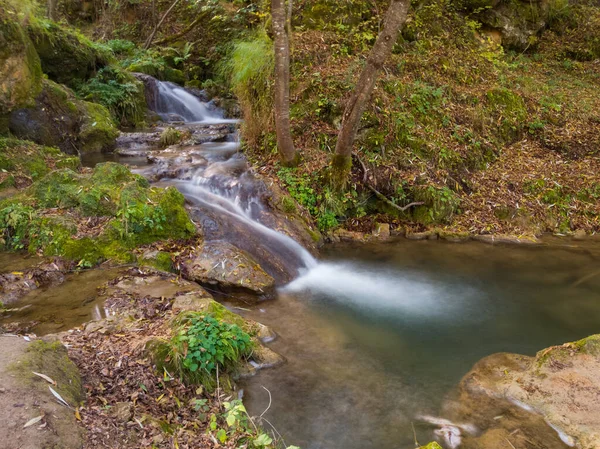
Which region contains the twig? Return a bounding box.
[367,184,424,212]
[352,152,423,212]
[572,268,600,287]
[411,421,419,447]
[505,437,517,449]
[259,386,272,418]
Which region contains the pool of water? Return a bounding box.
[236,238,600,449]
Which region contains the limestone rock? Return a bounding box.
[443,335,600,448]
[180,241,275,295]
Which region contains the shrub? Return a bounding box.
[161,312,253,387]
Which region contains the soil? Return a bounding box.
[0,335,84,449]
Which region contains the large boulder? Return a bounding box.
[27,18,110,87]
[180,241,275,295]
[440,335,600,448]
[9,80,118,154]
[463,0,550,50]
[0,4,43,120]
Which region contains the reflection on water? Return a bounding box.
[0,265,123,335]
[237,239,600,449]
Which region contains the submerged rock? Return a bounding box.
[180,241,275,295]
[442,335,600,448]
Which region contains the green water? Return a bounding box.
[236,238,600,449]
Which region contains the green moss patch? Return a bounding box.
[0,162,196,267]
[0,138,78,190]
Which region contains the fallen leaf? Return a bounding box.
[32,371,57,386]
[23,415,44,428]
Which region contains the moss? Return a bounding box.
[486,88,528,142]
[78,101,119,154]
[419,443,442,449]
[12,339,84,406]
[27,17,111,87]
[412,185,460,224]
[0,3,43,114]
[536,334,600,368]
[0,138,78,189]
[140,251,175,272]
[329,154,352,192]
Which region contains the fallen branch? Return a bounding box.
[144,0,181,50]
[154,15,205,46]
[351,152,423,212]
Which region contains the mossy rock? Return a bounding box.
[0,162,196,266]
[9,79,118,154]
[412,185,460,224]
[27,17,110,87]
[127,62,185,85]
[13,339,85,406]
[0,2,43,115]
[486,87,527,142]
[0,138,78,190]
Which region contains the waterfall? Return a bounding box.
[154,81,224,123]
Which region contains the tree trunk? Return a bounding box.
[331,0,410,190]
[272,0,298,166]
[47,0,58,21]
[144,0,180,50]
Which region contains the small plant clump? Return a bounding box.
[163,312,253,388]
[159,127,183,147]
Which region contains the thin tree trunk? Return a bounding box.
[47,0,58,21]
[144,0,180,50]
[331,0,410,190]
[272,0,298,165]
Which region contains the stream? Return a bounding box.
[3,80,600,448]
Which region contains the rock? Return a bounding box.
[0,5,43,117]
[27,18,109,87]
[472,0,550,51]
[406,231,435,240]
[443,334,600,448]
[0,336,84,449]
[573,229,587,240]
[9,80,118,154]
[372,222,390,240]
[0,259,70,305]
[473,234,539,245]
[111,401,134,423]
[172,290,214,313]
[180,241,275,295]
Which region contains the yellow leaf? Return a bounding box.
[75,409,82,421]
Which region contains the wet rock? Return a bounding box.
[115,131,162,157]
[443,335,600,448]
[180,241,275,295]
[473,234,539,245]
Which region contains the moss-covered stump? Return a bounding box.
[442,335,600,448]
[9,79,118,155]
[0,138,79,191]
[27,17,110,87]
[0,335,84,449]
[0,1,43,118]
[0,162,196,267]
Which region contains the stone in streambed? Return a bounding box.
[443,334,600,448]
[180,241,275,295]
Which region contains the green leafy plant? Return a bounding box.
[164,312,253,387]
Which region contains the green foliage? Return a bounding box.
[105,39,137,56]
[485,87,527,142]
[219,31,274,145]
[159,127,183,147]
[0,163,195,266]
[76,66,146,126]
[412,185,460,224]
[164,312,252,387]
